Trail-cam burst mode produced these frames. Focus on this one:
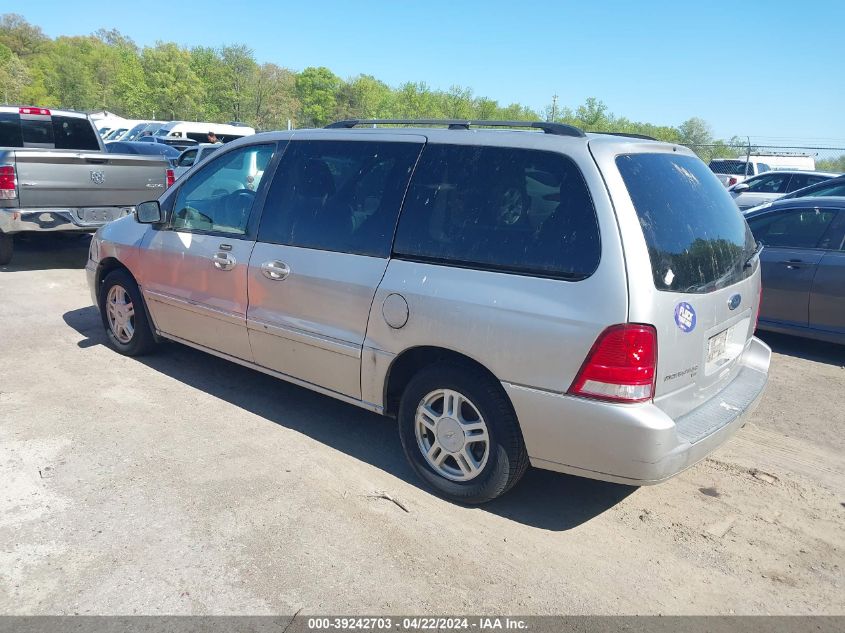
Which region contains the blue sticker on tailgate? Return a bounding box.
[675,302,696,333]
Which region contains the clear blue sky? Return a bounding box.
[13,0,845,144]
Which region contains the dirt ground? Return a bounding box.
[1,234,843,615]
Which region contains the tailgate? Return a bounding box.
[14,150,168,208]
[600,146,762,420]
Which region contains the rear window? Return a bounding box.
[617,153,756,293]
[52,116,100,150]
[0,113,100,150]
[393,145,600,280]
[709,160,748,176]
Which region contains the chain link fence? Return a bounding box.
[681,140,845,174]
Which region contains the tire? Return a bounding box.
[0,233,13,265]
[398,363,529,504]
[99,269,157,356]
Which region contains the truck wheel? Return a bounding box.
[100,269,157,356]
[398,363,529,504]
[0,233,13,265]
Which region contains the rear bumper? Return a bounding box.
[505,336,772,485]
[0,207,133,234]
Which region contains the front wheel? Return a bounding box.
[398,363,529,504]
[100,269,157,356]
[0,233,13,265]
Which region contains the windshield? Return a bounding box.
[708,160,749,176]
[617,153,756,293]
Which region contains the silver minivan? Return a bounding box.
[86,119,771,503]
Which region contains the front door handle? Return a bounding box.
[779,259,804,270]
[212,252,236,271]
[260,260,290,281]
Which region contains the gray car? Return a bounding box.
[85,119,771,503]
[729,170,838,210]
[746,196,845,344]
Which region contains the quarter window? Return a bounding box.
[257,140,423,257]
[393,144,600,279]
[748,208,838,249]
[171,143,276,234]
[745,173,790,194]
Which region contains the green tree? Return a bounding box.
[0,43,29,103]
[142,43,204,120]
[220,44,257,122]
[296,66,342,127]
[0,14,48,58]
[253,62,299,130]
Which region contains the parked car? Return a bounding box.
[86,119,771,503]
[119,121,165,142]
[154,121,255,144]
[136,135,198,152]
[729,170,838,210]
[0,106,175,265]
[746,197,845,344]
[744,153,816,172]
[105,141,182,165]
[781,173,845,200]
[172,143,221,179]
[709,158,771,187]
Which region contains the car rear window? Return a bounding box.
[617,153,756,293]
[393,144,600,280]
[0,113,100,150]
[51,116,100,150]
[709,160,749,176]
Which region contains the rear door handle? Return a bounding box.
[212,252,236,271]
[260,260,290,280]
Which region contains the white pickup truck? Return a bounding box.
[0,106,174,265]
[708,158,771,187]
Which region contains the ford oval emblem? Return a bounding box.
[728,294,742,311]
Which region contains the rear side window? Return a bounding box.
[393,145,600,280]
[258,140,423,257]
[745,173,790,193]
[0,113,23,147]
[747,209,838,249]
[51,116,100,150]
[617,153,755,293]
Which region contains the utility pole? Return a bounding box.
[551,94,558,122]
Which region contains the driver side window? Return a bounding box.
[171,143,275,234]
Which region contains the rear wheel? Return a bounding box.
[100,269,156,356]
[0,233,13,265]
[398,363,529,504]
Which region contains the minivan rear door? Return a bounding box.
[591,140,762,420]
[247,133,425,400]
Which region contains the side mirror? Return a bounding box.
[136,200,164,224]
[732,183,750,193]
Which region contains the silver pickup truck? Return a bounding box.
[0,106,173,264]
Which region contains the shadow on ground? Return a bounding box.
[64,304,635,531]
[757,330,845,368]
[0,233,90,272]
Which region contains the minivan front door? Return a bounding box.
[139,143,278,360]
[246,136,424,401]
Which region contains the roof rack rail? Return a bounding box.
[326,119,586,138]
[589,131,658,141]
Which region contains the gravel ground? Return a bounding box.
[1,234,843,615]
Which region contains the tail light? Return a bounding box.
[0,165,17,200]
[19,107,50,116]
[727,177,738,187]
[569,324,657,403]
[165,168,175,188]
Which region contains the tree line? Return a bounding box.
[1,12,841,172]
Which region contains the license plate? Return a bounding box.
[707,329,729,364]
[81,208,119,223]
